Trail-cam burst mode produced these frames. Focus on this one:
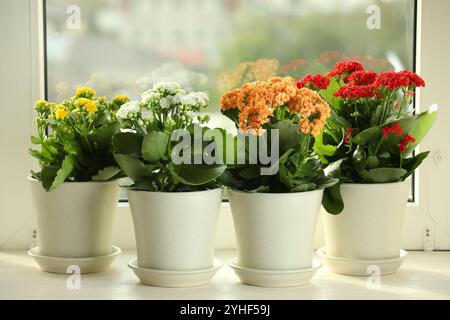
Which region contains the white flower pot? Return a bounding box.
[323,180,411,262]
[29,178,120,258]
[128,188,222,271]
[228,189,324,270]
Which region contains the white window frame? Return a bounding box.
[1,0,448,250]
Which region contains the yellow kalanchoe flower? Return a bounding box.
[75,87,96,98]
[72,108,80,114]
[54,104,69,120]
[35,99,47,106]
[75,97,98,113]
[98,96,107,103]
[34,99,49,113]
[113,95,130,104]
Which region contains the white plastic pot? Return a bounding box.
[323,180,411,261]
[228,189,324,270]
[128,188,222,271]
[29,178,120,258]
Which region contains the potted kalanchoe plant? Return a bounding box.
[113,82,225,287]
[297,61,437,275]
[219,77,337,287]
[28,87,128,273]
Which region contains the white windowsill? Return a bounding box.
[0,250,449,300]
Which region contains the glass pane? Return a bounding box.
[45,0,415,200]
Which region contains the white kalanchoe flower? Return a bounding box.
[181,91,209,108]
[159,97,171,109]
[141,90,160,104]
[153,81,181,93]
[116,101,140,120]
[171,92,183,104]
[140,108,153,121]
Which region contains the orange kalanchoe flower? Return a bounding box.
[290,88,331,136]
[220,77,331,136]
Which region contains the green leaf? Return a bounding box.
[366,155,380,169]
[169,163,226,186]
[370,104,384,126]
[315,177,339,189]
[238,166,261,179]
[112,132,143,154]
[322,184,344,215]
[271,120,301,154]
[291,183,316,192]
[402,151,430,180]
[221,108,239,124]
[128,180,158,192]
[40,165,59,191]
[353,127,382,146]
[113,153,151,182]
[319,78,343,112]
[359,167,407,183]
[326,159,344,178]
[397,106,437,156]
[352,146,366,172]
[31,136,41,145]
[92,166,121,181]
[141,131,169,163]
[64,140,82,156]
[28,148,53,163]
[88,121,120,149]
[314,132,337,157]
[49,155,75,191]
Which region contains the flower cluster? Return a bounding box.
[220,77,330,136]
[334,84,376,99]
[117,81,209,133]
[290,88,331,136]
[33,88,125,126]
[296,74,330,90]
[30,88,127,191]
[375,70,426,90]
[345,70,378,85]
[330,63,426,100]
[328,61,364,79]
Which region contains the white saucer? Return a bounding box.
[228,258,322,287]
[28,246,121,274]
[317,247,408,276]
[128,258,223,287]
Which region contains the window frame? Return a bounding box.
[1,0,447,250]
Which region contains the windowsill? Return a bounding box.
[0,250,449,299]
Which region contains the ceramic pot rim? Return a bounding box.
[341,178,411,187]
[227,188,323,197]
[127,187,223,196]
[27,176,120,185]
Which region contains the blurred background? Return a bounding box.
[46,0,415,115]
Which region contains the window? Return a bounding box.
[45,0,416,201]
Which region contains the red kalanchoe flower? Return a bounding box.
[382,122,403,138]
[297,74,330,90]
[344,128,353,143]
[328,60,364,78]
[345,70,378,85]
[334,84,375,99]
[398,134,416,153]
[399,70,426,87]
[374,71,425,90]
[375,71,410,90]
